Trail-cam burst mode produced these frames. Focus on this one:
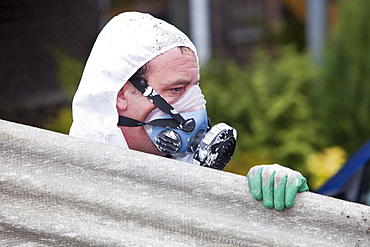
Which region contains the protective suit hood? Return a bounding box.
[69,12,199,148]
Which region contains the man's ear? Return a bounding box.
[116,83,128,114]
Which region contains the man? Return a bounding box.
[116,46,199,156]
[70,12,308,211]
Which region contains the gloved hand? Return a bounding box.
[247,164,309,211]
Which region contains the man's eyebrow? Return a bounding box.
[169,79,200,86]
[167,80,191,86]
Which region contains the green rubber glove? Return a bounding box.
[247,164,309,211]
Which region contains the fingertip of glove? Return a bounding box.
[275,206,285,211]
[299,183,310,192]
[264,202,274,210]
[285,201,295,209]
[252,193,263,201]
[263,198,275,209]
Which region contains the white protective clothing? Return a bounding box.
[69,12,199,148]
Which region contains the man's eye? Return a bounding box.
[171,87,183,94]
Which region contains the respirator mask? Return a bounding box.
[118,75,237,170]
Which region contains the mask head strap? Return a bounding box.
[128,75,186,123]
[118,75,195,132]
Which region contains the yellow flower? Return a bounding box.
[305,146,347,190]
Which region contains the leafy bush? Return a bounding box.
[305,146,347,190]
[316,0,370,154]
[201,0,370,182]
[201,46,320,176]
[44,47,83,134]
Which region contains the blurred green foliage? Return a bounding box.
[305,146,347,190]
[44,46,83,134]
[316,0,370,154]
[201,46,320,176]
[202,0,370,184]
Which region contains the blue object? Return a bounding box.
[147,110,209,154]
[316,140,370,204]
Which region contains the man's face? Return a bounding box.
[117,47,199,155]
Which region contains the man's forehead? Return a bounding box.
[148,47,196,66]
[145,48,198,78]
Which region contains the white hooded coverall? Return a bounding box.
[69,12,199,149]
